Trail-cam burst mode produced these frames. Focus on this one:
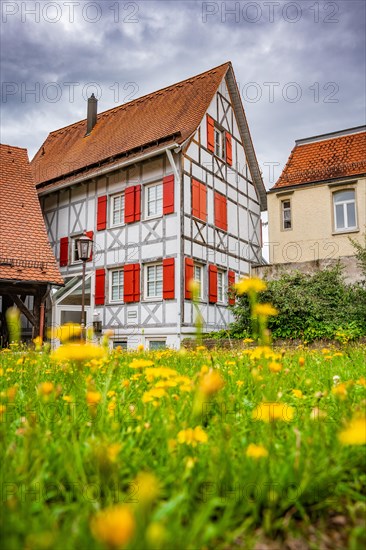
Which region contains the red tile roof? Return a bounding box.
[0,144,64,285]
[32,63,231,186]
[272,128,366,190]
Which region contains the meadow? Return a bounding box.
[1,339,365,550]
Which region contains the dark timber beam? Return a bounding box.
[12,295,36,326]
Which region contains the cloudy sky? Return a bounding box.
[1,0,365,191]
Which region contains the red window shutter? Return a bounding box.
[192,179,200,219]
[59,237,69,267]
[95,268,105,305]
[134,185,141,222]
[208,265,218,304]
[207,114,215,152]
[225,132,233,166]
[214,193,227,231]
[86,231,94,261]
[163,175,174,215]
[199,182,207,222]
[214,192,221,228]
[97,195,107,231]
[228,270,236,305]
[125,185,140,224]
[185,258,194,300]
[124,263,140,303]
[163,258,175,299]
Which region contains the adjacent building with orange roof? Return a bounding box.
[0,144,63,345]
[31,62,266,349]
[267,126,366,270]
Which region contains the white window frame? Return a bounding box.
[281,199,292,230]
[333,189,357,232]
[144,182,163,220]
[193,263,204,300]
[110,192,125,227]
[147,339,167,350]
[109,268,124,303]
[214,126,225,159]
[71,234,83,264]
[217,270,225,303]
[144,262,163,301]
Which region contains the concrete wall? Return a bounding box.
[267,177,366,264]
[253,255,363,284]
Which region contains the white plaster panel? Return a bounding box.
[183,217,191,239]
[165,302,178,325]
[184,157,191,174]
[141,242,163,260]
[187,141,199,163]
[201,149,213,171]
[126,225,139,245]
[184,239,191,256]
[57,207,69,236]
[192,242,205,260]
[165,216,178,238]
[207,188,214,224]
[191,162,205,183]
[227,185,237,202]
[142,158,163,181]
[165,239,178,257]
[214,178,226,195]
[43,195,58,211]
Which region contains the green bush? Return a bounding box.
[231,265,366,342]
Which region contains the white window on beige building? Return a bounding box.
[281,199,292,230]
[333,190,357,232]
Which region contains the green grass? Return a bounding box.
[1,344,365,549]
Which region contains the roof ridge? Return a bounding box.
[0,143,28,152]
[47,62,231,136]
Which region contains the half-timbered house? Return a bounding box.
[31,62,266,349]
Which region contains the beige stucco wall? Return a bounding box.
[267,177,366,264]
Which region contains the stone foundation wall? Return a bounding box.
[252,256,363,284]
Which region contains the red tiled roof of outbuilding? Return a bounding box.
[0,144,64,285]
[271,127,366,190]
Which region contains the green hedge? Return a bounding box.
[230,265,366,343]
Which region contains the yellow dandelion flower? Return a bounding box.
[90,505,135,548]
[48,323,82,343]
[107,443,122,463]
[135,472,160,505]
[235,277,267,295]
[253,303,278,317]
[332,383,347,399]
[252,402,294,422]
[137,344,144,352]
[62,395,72,403]
[86,391,102,405]
[339,416,366,446]
[142,388,167,403]
[177,426,208,446]
[38,382,54,396]
[246,443,268,459]
[298,357,305,366]
[292,389,304,399]
[356,377,366,387]
[236,380,244,387]
[51,343,106,363]
[121,380,130,388]
[107,390,116,398]
[144,367,177,378]
[269,361,282,373]
[129,359,154,369]
[199,370,225,396]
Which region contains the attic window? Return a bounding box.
[214,126,225,159]
[281,199,292,230]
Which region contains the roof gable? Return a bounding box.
[32,63,230,185]
[31,62,266,210]
[0,144,63,286]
